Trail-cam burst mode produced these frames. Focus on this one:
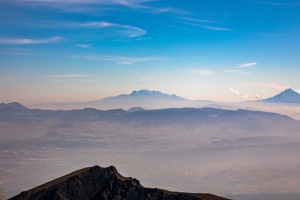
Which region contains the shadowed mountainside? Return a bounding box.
[9,166,229,200]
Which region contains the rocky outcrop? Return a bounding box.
[9,166,229,200]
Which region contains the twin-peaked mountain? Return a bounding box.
[28,90,209,110]
[103,90,185,101]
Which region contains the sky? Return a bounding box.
[0,0,300,105]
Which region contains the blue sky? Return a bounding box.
[0,0,300,104]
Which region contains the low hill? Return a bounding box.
[0,102,28,110]
[9,165,229,200]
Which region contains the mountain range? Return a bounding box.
[1,105,298,134]
[2,89,300,111]
[9,165,228,200]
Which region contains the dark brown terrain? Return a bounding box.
[9,166,229,200]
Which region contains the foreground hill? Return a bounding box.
[9,166,229,200]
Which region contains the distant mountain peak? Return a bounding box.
[103,90,186,101]
[263,88,300,104]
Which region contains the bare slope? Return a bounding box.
[9,166,229,200]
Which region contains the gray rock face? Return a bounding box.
[9,166,229,200]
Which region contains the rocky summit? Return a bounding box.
[9,166,229,200]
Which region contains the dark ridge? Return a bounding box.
[9,165,229,200]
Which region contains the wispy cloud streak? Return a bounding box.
[71,55,168,64]
[180,16,215,23]
[6,0,183,14]
[0,36,62,45]
[193,69,216,75]
[35,21,146,38]
[49,74,93,78]
[76,44,91,48]
[185,22,232,31]
[238,62,257,68]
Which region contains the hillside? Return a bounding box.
[0,102,28,110]
[9,166,229,200]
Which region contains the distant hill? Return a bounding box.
[262,89,300,104]
[0,102,28,110]
[9,165,228,200]
[127,107,145,112]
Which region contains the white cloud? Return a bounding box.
[71,55,167,64]
[49,74,93,78]
[241,94,248,100]
[238,82,290,91]
[193,69,215,75]
[230,88,241,96]
[296,89,300,94]
[229,88,249,100]
[253,94,261,99]
[0,36,62,45]
[76,44,91,48]
[238,62,257,68]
